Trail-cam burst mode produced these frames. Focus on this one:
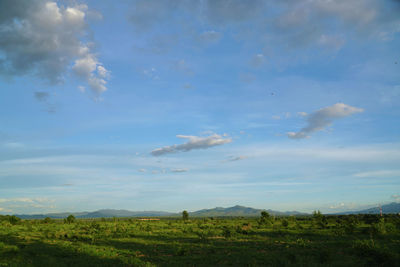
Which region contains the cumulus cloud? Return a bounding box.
[151,134,232,156]
[288,103,364,139]
[0,0,108,95]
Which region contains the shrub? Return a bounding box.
[42,217,52,224]
[8,215,21,225]
[222,226,232,238]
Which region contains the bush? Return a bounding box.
[222,226,232,238]
[42,217,52,224]
[8,215,21,225]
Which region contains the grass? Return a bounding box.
[0,214,399,266]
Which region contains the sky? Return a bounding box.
[0,0,400,215]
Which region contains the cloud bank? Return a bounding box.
[0,0,108,94]
[151,134,232,156]
[288,103,364,139]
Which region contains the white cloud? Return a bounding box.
[288,103,363,139]
[73,54,109,95]
[151,133,232,156]
[328,202,360,211]
[138,168,147,173]
[0,0,108,95]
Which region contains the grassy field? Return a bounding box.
[0,213,399,266]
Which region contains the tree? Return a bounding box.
[8,215,21,225]
[182,210,189,221]
[261,211,270,219]
[66,214,75,224]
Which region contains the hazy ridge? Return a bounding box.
[13,203,400,219]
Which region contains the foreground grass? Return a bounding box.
[0,215,399,266]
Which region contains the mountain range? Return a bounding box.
[334,202,400,215]
[14,205,305,219]
[13,203,400,219]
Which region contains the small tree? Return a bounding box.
[66,214,76,224]
[261,211,270,219]
[259,211,272,227]
[8,215,21,225]
[182,210,189,221]
[42,217,52,224]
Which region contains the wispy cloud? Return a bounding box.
[353,170,400,178]
[250,54,265,67]
[227,156,247,162]
[151,134,232,156]
[0,197,56,214]
[33,91,56,113]
[171,168,188,173]
[34,92,50,102]
[391,194,400,202]
[288,103,363,139]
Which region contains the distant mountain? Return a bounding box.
[335,202,400,215]
[16,209,175,219]
[14,205,307,219]
[190,205,307,217]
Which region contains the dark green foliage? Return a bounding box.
[182,210,189,221]
[42,217,52,224]
[65,214,76,224]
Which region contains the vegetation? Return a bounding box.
[0,213,399,266]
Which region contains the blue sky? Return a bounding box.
[1,0,400,214]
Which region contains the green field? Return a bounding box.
[1,213,399,266]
